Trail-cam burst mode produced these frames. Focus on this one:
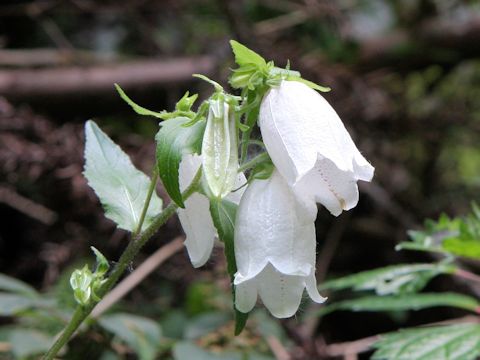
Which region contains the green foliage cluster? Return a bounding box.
[320,204,480,359]
[0,270,283,359]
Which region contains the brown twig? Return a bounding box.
[0,185,57,225]
[316,212,351,283]
[0,56,216,99]
[359,182,417,229]
[266,335,291,360]
[319,335,379,358]
[454,269,480,286]
[0,49,116,67]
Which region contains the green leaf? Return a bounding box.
[321,263,455,295]
[99,313,162,360]
[0,294,54,316]
[230,40,267,69]
[115,84,166,119]
[84,120,163,232]
[173,342,243,360]
[318,293,480,317]
[184,312,230,340]
[209,199,249,335]
[0,294,37,316]
[443,238,480,258]
[0,273,38,297]
[398,205,480,259]
[8,328,54,358]
[155,117,205,207]
[372,323,480,360]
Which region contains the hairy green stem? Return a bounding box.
[133,170,158,237]
[43,169,202,360]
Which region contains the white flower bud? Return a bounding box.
[202,98,239,199]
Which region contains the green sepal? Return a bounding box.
[269,66,301,78]
[181,101,209,128]
[209,199,249,335]
[288,77,331,92]
[115,84,167,119]
[91,246,109,277]
[176,91,198,112]
[115,84,198,120]
[249,161,274,181]
[230,40,267,69]
[155,117,205,208]
[237,120,249,132]
[193,74,223,92]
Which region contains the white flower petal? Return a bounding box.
[235,265,326,318]
[226,172,247,204]
[353,151,375,182]
[235,281,258,314]
[177,154,216,268]
[178,193,216,268]
[294,156,360,216]
[305,271,327,303]
[179,154,202,190]
[234,170,317,283]
[256,264,306,318]
[178,155,246,268]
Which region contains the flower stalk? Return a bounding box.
[42,168,202,360]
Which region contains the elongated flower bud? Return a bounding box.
[202,98,239,198]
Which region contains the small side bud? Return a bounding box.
[70,265,94,305]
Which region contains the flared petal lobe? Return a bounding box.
[177,154,246,268]
[233,170,326,317]
[259,80,374,215]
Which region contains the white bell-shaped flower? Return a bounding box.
[234,170,326,318]
[259,80,374,216]
[178,154,245,267]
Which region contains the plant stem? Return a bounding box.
[43,169,202,360]
[133,170,158,237]
[238,152,270,173]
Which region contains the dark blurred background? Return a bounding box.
[0,0,479,359]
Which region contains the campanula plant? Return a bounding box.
[42,40,373,359]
